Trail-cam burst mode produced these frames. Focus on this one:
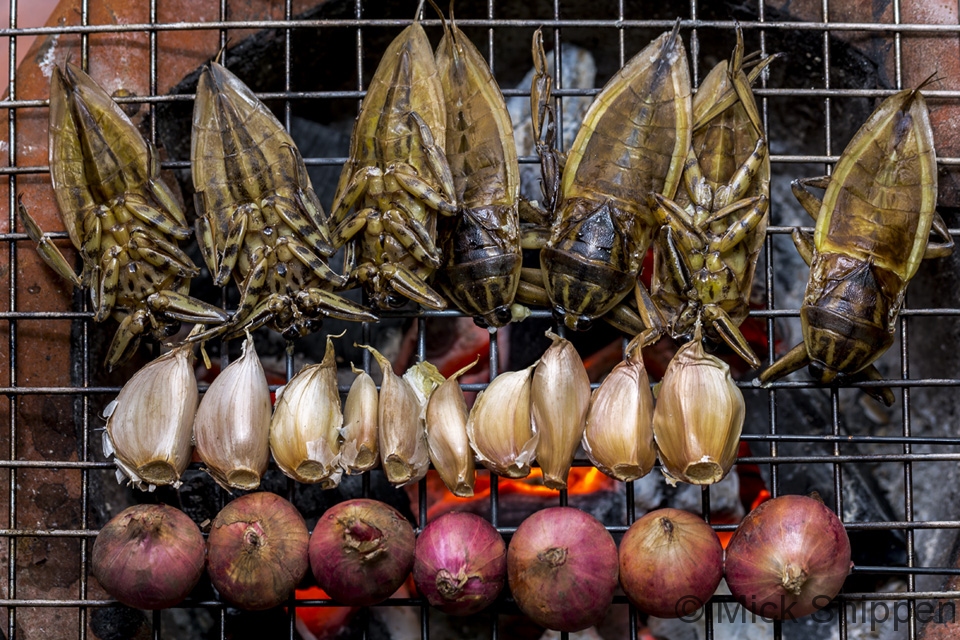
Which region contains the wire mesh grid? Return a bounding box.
[2,0,960,638]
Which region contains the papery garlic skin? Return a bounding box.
[103,344,197,491]
[424,361,476,497]
[532,330,592,489]
[340,365,379,474]
[362,345,431,486]
[467,364,538,478]
[583,337,656,482]
[653,335,744,485]
[270,335,342,486]
[193,335,271,491]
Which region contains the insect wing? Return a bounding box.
[334,21,447,208]
[561,28,692,218]
[64,64,154,196]
[436,23,519,209]
[48,66,91,251]
[816,89,937,283]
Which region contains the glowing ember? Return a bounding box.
[414,469,616,521]
[292,586,357,640]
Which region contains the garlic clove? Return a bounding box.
[531,330,592,489]
[193,334,272,491]
[361,345,431,486]
[424,359,477,497]
[652,328,744,485]
[466,364,538,479]
[103,344,198,491]
[270,334,343,486]
[583,334,656,482]
[340,364,379,474]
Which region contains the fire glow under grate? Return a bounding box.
[2,0,960,639]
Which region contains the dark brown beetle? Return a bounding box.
[759,82,953,404]
[433,4,523,328]
[530,23,692,332]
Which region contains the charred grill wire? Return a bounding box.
[3,2,960,640]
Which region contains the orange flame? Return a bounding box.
[417,468,616,521]
[291,586,357,640]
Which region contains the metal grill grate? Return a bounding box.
[2,0,960,639]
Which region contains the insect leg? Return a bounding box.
[408,112,457,208]
[296,186,334,247]
[216,204,252,286]
[382,208,443,269]
[693,30,778,134]
[703,304,761,369]
[329,207,377,249]
[282,236,349,287]
[330,166,379,228]
[650,193,705,253]
[265,194,335,258]
[130,230,200,277]
[604,300,650,337]
[341,238,360,287]
[855,365,896,407]
[791,176,831,221]
[711,195,768,252]
[379,262,447,310]
[729,50,767,140]
[713,137,768,209]
[758,341,811,384]
[390,163,458,214]
[95,245,122,323]
[791,228,815,266]
[133,244,197,278]
[659,226,693,292]
[227,248,272,330]
[148,177,189,226]
[17,196,83,287]
[104,310,149,371]
[296,288,378,323]
[531,28,552,146]
[123,193,191,241]
[633,283,665,340]
[194,192,222,277]
[145,290,229,324]
[678,146,713,212]
[223,294,292,340]
[923,212,954,259]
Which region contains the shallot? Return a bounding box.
[724,494,852,620]
[206,492,310,611]
[507,506,618,632]
[309,498,416,606]
[619,508,723,618]
[413,512,506,615]
[91,504,205,610]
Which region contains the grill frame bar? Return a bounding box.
[2,0,960,638]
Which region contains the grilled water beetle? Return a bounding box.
[328,4,458,310]
[529,23,692,331]
[189,61,375,341]
[20,63,227,369]
[759,83,953,404]
[649,29,777,368]
[433,4,523,328]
